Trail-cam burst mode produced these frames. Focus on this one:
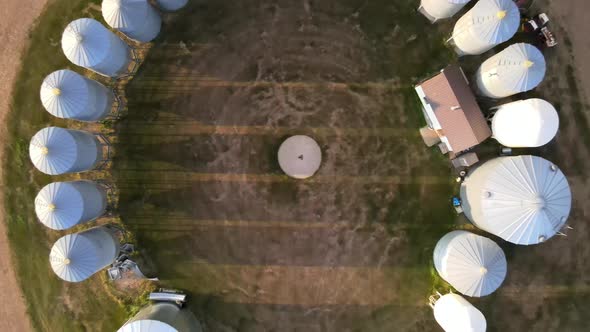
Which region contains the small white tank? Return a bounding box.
[29,127,103,175]
[35,181,108,230]
[62,18,132,77]
[40,69,114,121]
[278,135,322,179]
[102,0,162,43]
[50,226,119,282]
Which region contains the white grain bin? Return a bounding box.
[460,156,571,245]
[418,0,471,22]
[35,181,108,231]
[29,127,103,175]
[434,231,506,297]
[433,293,487,332]
[40,69,114,121]
[62,18,131,77]
[117,302,203,332]
[102,0,162,43]
[278,135,322,179]
[451,0,520,55]
[491,98,559,147]
[476,43,546,98]
[155,0,188,11]
[50,226,119,282]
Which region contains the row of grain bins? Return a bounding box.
[29,1,203,331]
[417,1,570,331]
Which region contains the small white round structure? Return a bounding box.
[117,303,203,332]
[50,226,119,282]
[29,127,103,175]
[102,0,162,43]
[155,0,188,11]
[433,293,487,332]
[460,156,572,245]
[278,135,322,179]
[35,181,108,231]
[452,0,520,55]
[40,69,114,121]
[476,43,546,98]
[434,231,507,297]
[419,0,471,22]
[492,98,559,147]
[62,18,131,77]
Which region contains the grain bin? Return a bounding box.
[50,226,119,282]
[419,0,471,22]
[102,0,162,43]
[35,181,108,230]
[62,18,131,77]
[40,69,114,121]
[460,156,571,245]
[476,43,546,98]
[451,0,519,55]
[432,293,486,332]
[491,98,559,147]
[155,0,188,11]
[117,302,202,332]
[29,127,103,175]
[434,231,507,297]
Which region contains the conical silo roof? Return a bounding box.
[278,135,322,179]
[62,18,115,68]
[477,43,546,98]
[62,18,130,77]
[452,0,520,55]
[433,293,486,332]
[50,227,119,282]
[102,0,161,43]
[40,69,106,120]
[492,98,559,147]
[460,156,571,245]
[30,127,80,175]
[155,0,188,11]
[434,231,507,297]
[29,127,101,175]
[35,181,107,230]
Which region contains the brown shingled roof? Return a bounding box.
[418,65,491,153]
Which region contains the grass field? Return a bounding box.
[4,0,590,331]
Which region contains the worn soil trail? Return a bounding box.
[0,1,48,331]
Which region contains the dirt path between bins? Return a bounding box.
[0,1,49,331]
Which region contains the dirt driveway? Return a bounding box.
[0,1,48,331]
